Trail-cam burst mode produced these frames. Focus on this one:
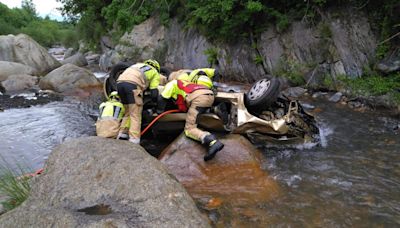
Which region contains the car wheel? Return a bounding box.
[160,66,171,79]
[245,77,280,112]
[104,62,131,98]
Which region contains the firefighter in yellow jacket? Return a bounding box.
[157,79,224,161]
[116,59,161,144]
[96,91,125,138]
[176,68,219,89]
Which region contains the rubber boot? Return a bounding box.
[203,134,224,161]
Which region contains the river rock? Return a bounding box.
[159,134,279,204]
[99,50,122,72]
[0,34,61,74]
[329,92,343,102]
[63,48,76,59]
[0,61,37,82]
[61,52,88,67]
[282,87,307,98]
[0,137,209,227]
[1,74,38,92]
[39,64,101,92]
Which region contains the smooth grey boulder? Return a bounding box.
[61,52,88,67]
[63,48,76,59]
[99,50,122,72]
[39,63,100,92]
[0,34,61,74]
[0,137,210,227]
[1,74,38,91]
[329,92,343,102]
[0,61,37,81]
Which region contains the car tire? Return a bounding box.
[104,62,131,97]
[160,66,171,79]
[245,77,281,112]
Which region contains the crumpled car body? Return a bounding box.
[103,63,319,145]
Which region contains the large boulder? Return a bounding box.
[116,17,166,62]
[1,74,38,92]
[0,34,61,74]
[99,50,122,72]
[39,64,101,92]
[0,61,37,82]
[160,134,279,204]
[159,134,279,225]
[0,137,210,227]
[61,52,88,67]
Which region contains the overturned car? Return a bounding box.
[104,62,320,145]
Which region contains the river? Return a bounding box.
[0,90,399,226]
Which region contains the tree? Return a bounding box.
[21,0,37,19]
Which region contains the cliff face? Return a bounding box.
[104,9,377,84]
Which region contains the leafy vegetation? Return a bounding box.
[204,47,219,66]
[0,0,78,48]
[0,160,31,211]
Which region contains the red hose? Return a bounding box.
[141,109,180,136]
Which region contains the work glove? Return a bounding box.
[150,88,159,103]
[156,96,168,114]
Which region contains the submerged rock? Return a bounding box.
[160,134,279,204]
[0,137,209,227]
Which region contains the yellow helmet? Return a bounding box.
[109,91,120,100]
[144,59,160,73]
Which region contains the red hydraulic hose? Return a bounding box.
[140,109,181,136]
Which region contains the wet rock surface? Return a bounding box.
[159,134,279,226]
[0,91,63,110]
[0,137,210,227]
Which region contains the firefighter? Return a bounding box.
[157,79,224,161]
[116,59,161,144]
[96,91,125,138]
[177,68,220,89]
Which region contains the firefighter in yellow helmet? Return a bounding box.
[177,68,220,89]
[96,91,125,138]
[116,59,161,144]
[156,79,224,161]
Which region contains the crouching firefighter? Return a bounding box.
[157,79,224,161]
[116,59,161,144]
[96,91,125,138]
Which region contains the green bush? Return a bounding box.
[204,47,219,66]
[339,72,400,96]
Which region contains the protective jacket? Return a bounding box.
[177,68,216,89]
[161,80,212,112]
[117,63,160,90]
[96,99,125,138]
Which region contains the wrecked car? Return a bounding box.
[103,62,320,145]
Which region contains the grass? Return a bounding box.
[338,72,400,104]
[0,160,31,212]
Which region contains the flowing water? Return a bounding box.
[0,91,399,226]
[0,95,99,170]
[257,98,400,227]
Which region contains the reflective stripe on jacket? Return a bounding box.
[99,99,125,121]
